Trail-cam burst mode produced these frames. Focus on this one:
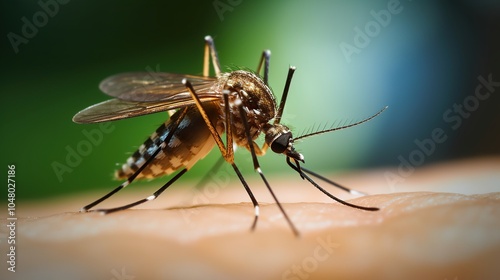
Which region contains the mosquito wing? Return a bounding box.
[72,94,220,124]
[73,72,222,123]
[99,72,217,102]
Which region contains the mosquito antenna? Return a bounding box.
[274,66,296,125]
[295,106,388,141]
[286,157,379,211]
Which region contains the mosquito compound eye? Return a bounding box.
[270,132,292,154]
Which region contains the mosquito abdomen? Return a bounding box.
[116,103,223,180]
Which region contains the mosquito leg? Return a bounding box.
[300,166,369,196]
[81,107,189,212]
[81,141,165,212]
[203,35,222,77]
[274,66,296,125]
[237,97,300,237]
[167,110,177,117]
[258,66,298,156]
[287,158,379,211]
[97,169,188,214]
[256,50,271,84]
[183,78,264,231]
[230,162,260,231]
[183,79,234,162]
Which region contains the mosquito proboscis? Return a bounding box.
[73,35,387,236]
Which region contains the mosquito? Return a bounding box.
[73,35,387,236]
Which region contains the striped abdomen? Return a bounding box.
[116,102,223,180]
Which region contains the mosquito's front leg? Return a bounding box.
[286,157,379,211]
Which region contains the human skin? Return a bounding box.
[2,157,499,280]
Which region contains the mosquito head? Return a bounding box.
[264,123,304,162]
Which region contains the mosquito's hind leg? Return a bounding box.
[96,169,188,214]
[81,108,189,212]
[81,141,164,212]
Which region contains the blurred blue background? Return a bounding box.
[1,0,499,200]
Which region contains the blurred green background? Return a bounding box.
[1,0,499,201]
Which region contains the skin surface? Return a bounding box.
[1,157,499,280]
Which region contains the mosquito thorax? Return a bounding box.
[263,123,304,162]
[219,70,277,146]
[223,70,276,119]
